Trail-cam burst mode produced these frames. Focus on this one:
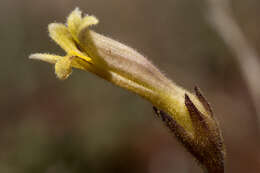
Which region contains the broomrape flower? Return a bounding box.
[30,8,225,173]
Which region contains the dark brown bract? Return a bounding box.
[153,87,225,173]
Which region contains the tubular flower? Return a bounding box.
[30,8,225,172]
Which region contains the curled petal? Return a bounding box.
[55,56,73,80]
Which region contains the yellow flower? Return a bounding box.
[30,8,210,135]
[30,8,225,172]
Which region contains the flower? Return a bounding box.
[30,7,205,133]
[30,8,225,172]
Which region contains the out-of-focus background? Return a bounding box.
[1,0,260,172]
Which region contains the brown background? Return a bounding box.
[1,0,259,172]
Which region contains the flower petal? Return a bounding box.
[55,56,72,80]
[78,15,99,36]
[29,53,62,64]
[67,7,82,43]
[29,53,93,73]
[76,17,102,66]
[48,23,91,62]
[48,23,77,54]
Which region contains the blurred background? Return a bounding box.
[1,0,260,172]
